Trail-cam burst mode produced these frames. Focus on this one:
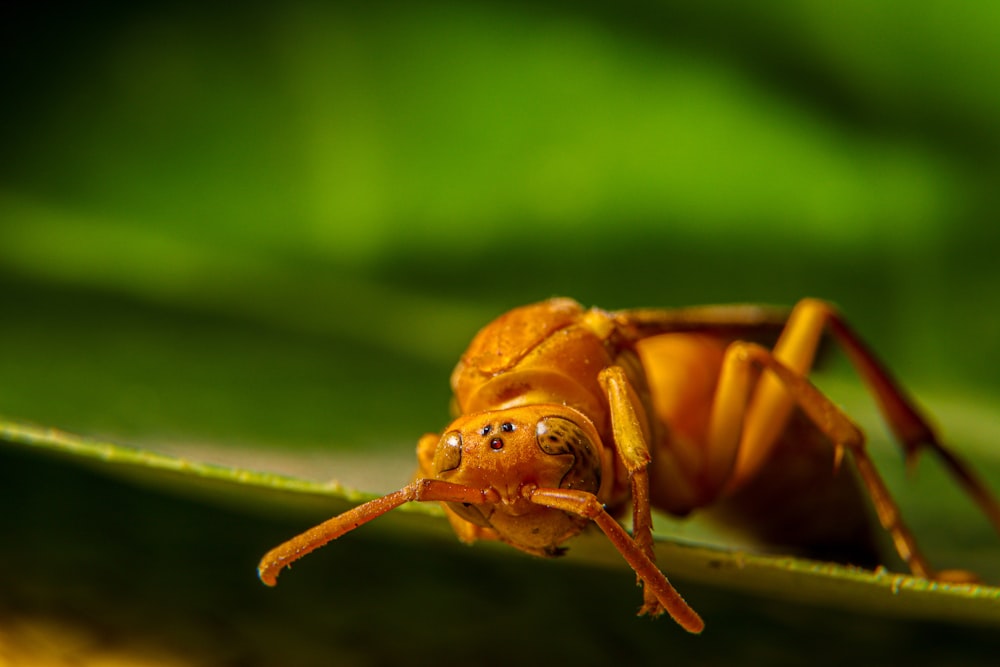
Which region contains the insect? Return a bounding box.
[258,298,1000,633]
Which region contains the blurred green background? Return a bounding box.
[2,1,1000,664]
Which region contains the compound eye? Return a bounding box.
[535,416,601,494]
[433,431,463,474]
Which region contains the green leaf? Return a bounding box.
[3,411,999,649]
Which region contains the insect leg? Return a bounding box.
[717,297,829,492]
[526,486,704,633]
[598,365,662,616]
[723,342,939,579]
[804,300,1000,536]
[631,297,1000,540]
[732,298,1000,537]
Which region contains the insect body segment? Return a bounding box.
[258,298,1000,634]
[424,407,606,555]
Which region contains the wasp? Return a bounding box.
[258,298,1000,633]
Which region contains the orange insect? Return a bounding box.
[258,298,1000,633]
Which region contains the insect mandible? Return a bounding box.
[258,298,1000,634]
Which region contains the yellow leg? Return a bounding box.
[709,342,938,578]
[526,485,703,633]
[724,298,827,491]
[598,365,662,615]
[722,298,1000,536]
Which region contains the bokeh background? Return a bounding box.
[2,1,999,665]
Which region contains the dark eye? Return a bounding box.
[500,422,515,433]
[535,417,575,455]
[535,416,601,493]
[433,431,463,473]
